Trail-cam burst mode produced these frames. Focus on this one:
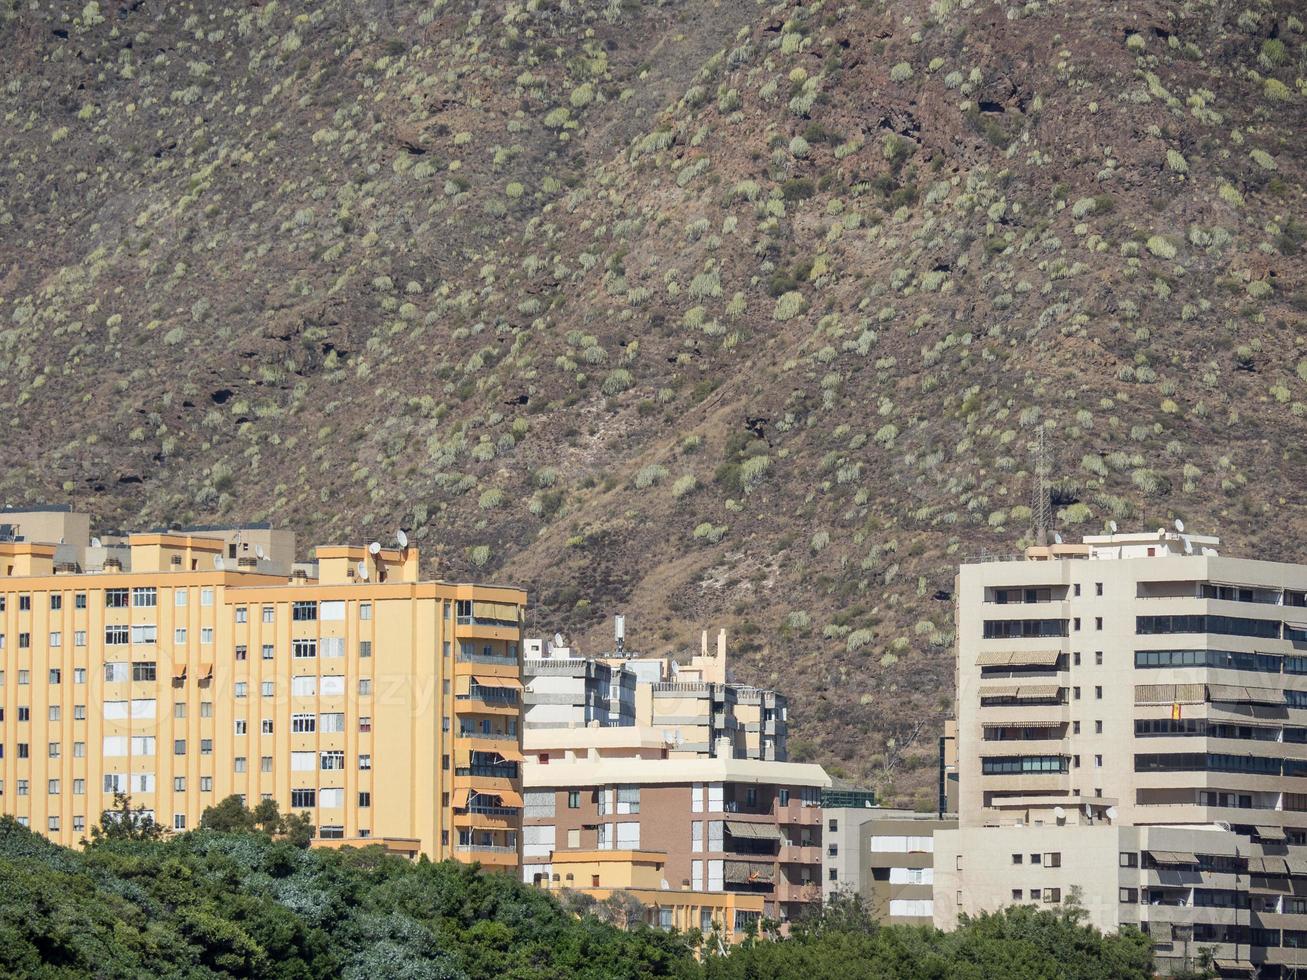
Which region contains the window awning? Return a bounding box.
[725,820,785,841]
[172,664,188,679]
[494,789,524,808]
[1150,922,1175,943]
[450,788,471,809]
[1148,850,1198,866]
[977,650,1063,667]
[982,720,1066,730]
[1287,857,1307,877]
[724,860,775,884]
[473,601,520,623]
[200,663,214,680]
[494,745,524,763]
[1247,856,1282,875]
[979,685,1020,698]
[1207,684,1281,705]
[472,675,523,691]
[1017,684,1062,699]
[1255,824,1287,842]
[1213,960,1255,975]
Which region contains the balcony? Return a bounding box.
[454,843,518,866]
[774,881,822,904]
[521,659,594,677]
[456,651,520,667]
[775,801,822,826]
[456,763,520,780]
[778,844,821,865]
[457,730,518,743]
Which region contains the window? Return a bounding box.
[235,720,248,735]
[201,739,213,755]
[291,788,316,808]
[319,788,345,808]
[173,814,187,831]
[200,588,213,607]
[1012,854,1023,865]
[617,785,640,814]
[105,625,129,646]
[132,587,157,608]
[201,777,213,792]
[234,682,248,699]
[1120,888,1138,903]
[1095,720,1103,734]
[200,627,213,644]
[358,678,372,695]
[235,607,248,624]
[1073,651,1081,666]
[130,625,157,645]
[1095,617,1102,631]
[1073,686,1081,700]
[201,702,213,717]
[48,705,61,722]
[174,590,187,608]
[292,639,316,659]
[1094,651,1103,666]
[321,675,345,697]
[50,594,62,611]
[1044,852,1062,868]
[74,704,85,720]
[291,713,316,733]
[321,750,345,770]
[174,628,187,644]
[49,669,61,685]
[105,588,129,608]
[261,756,272,772]
[104,662,129,683]
[261,681,274,698]
[1095,685,1103,700]
[568,790,580,809]
[290,676,316,697]
[234,757,247,773]
[235,645,247,661]
[261,719,274,735]
[359,716,372,733]
[359,640,372,659]
[74,668,86,684]
[48,742,61,758]
[262,606,274,623]
[359,602,372,620]
[74,779,85,795]
[358,791,371,808]
[262,644,274,660]
[320,712,345,733]
[132,662,156,682]
[321,637,344,658]
[359,754,371,770]
[49,631,61,648]
[175,740,186,755]
[292,601,317,621]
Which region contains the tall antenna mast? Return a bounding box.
[1031,428,1053,547]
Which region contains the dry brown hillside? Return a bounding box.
[2,0,1305,803]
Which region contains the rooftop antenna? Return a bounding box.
[614,614,626,655]
[1030,428,1053,547]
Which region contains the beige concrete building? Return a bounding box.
[534,849,766,943]
[939,528,1307,977]
[0,508,525,866]
[522,756,830,922]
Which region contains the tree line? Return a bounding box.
[0,797,1169,979]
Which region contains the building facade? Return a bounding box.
[0,510,525,866]
[940,529,1307,976]
[523,756,830,922]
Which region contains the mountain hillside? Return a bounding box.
[2,0,1305,804]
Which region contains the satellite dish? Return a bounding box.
[256,545,266,560]
[368,541,381,555]
[396,529,408,549]
[214,556,225,570]
[1183,537,1193,555]
[1107,520,1118,534]
[1053,531,1063,545]
[1156,527,1166,538]
[91,537,102,548]
[1106,806,1118,823]
[357,561,369,581]
[553,632,564,648]
[1053,806,1066,819]
[1174,518,1185,533]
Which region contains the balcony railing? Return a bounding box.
[456,616,519,628]
[454,843,517,854]
[458,730,517,741]
[456,652,520,666]
[456,686,519,705]
[456,763,519,779]
[456,805,520,817]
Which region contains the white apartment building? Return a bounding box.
[937,528,1307,977]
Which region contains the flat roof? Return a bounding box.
[1,504,73,513]
[524,756,831,789]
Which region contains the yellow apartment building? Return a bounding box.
[0,508,525,867]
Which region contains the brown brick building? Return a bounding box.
[523,756,830,922]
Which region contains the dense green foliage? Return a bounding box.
[0,816,1155,979]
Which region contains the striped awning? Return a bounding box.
[980,685,1020,698]
[1256,825,1287,842]
[1287,857,1307,877]
[1249,856,1289,875]
[725,820,785,841]
[493,789,524,808]
[1148,850,1197,866]
[1207,684,1281,704]
[976,650,1062,667]
[1016,685,1062,699]
[473,601,520,623]
[473,675,523,691]
[1213,960,1255,975]
[981,720,1066,729]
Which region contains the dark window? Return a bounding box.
[292,601,317,621]
[1136,649,1282,672]
[105,589,129,608]
[1136,615,1280,638]
[983,619,1069,639]
[290,788,316,808]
